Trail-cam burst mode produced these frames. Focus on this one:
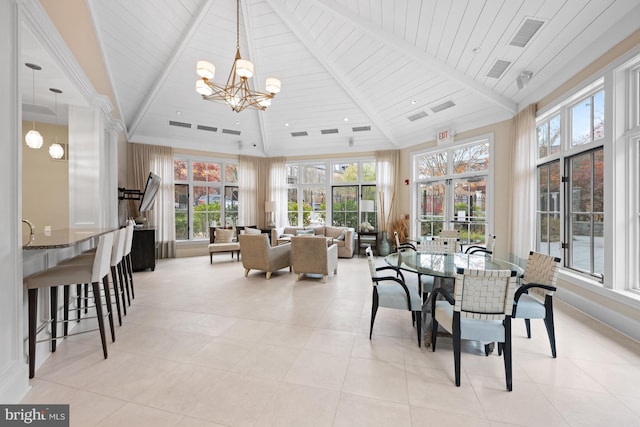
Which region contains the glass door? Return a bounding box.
[417,181,447,237]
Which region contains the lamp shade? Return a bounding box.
[196,79,214,96]
[235,59,254,78]
[196,61,215,79]
[361,200,375,212]
[265,77,281,93]
[25,130,43,149]
[264,201,276,213]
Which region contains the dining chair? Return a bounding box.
[431,267,518,391]
[512,251,561,357]
[393,230,416,252]
[465,234,496,258]
[394,231,435,300]
[366,246,422,347]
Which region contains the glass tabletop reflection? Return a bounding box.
[385,251,523,278]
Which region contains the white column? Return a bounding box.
[0,0,30,402]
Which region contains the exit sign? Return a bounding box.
[437,129,454,145]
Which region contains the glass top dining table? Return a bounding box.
[385,251,524,279]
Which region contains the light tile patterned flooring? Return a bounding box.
[22,254,640,426]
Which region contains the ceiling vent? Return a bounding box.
[352,126,371,132]
[197,125,217,132]
[222,128,241,135]
[407,111,428,122]
[431,100,456,113]
[510,18,544,48]
[169,120,192,128]
[291,131,308,137]
[321,128,339,135]
[487,59,511,79]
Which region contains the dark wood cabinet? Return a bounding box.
[131,227,156,271]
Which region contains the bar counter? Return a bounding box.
[22,227,117,250]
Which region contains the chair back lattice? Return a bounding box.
[439,230,460,238]
[453,268,517,320]
[420,239,450,253]
[522,251,561,297]
[365,246,378,283]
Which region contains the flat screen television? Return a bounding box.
[139,172,161,212]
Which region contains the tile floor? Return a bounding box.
[21,254,640,426]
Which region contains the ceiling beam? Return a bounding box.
[127,0,216,138]
[241,0,269,156]
[265,0,400,147]
[312,0,517,115]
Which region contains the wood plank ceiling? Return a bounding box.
[80,0,640,156]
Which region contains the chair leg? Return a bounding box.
[524,318,531,338]
[122,261,131,306]
[453,314,461,387]
[503,318,513,391]
[126,254,135,299]
[415,310,422,348]
[92,282,108,359]
[431,318,438,351]
[369,290,379,340]
[102,275,116,342]
[111,266,123,326]
[50,286,58,353]
[28,288,38,379]
[76,284,82,322]
[84,283,89,313]
[210,253,213,264]
[544,297,557,358]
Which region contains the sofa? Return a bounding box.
[238,233,291,279]
[271,225,355,258]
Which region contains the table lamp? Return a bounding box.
[265,201,276,228]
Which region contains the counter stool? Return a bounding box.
[122,222,135,305]
[59,228,127,327]
[24,232,115,379]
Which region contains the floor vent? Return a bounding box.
[197,125,217,132]
[431,100,456,113]
[291,131,308,137]
[510,18,544,48]
[222,128,241,135]
[169,120,192,128]
[321,128,339,135]
[487,59,511,79]
[407,111,428,122]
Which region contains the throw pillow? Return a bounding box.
[215,228,234,243]
[244,227,261,235]
[336,229,346,241]
[296,229,315,236]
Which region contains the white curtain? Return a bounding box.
[508,104,537,266]
[376,150,400,234]
[130,143,176,258]
[239,155,259,227]
[267,157,287,228]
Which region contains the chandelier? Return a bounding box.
[195,0,280,112]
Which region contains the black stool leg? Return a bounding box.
[63,285,70,336]
[28,288,38,379]
[76,284,82,322]
[92,281,108,359]
[110,266,122,326]
[117,262,127,315]
[102,275,116,342]
[122,260,131,306]
[126,254,135,299]
[50,286,58,352]
[84,283,89,314]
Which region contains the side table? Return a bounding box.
[358,231,379,256]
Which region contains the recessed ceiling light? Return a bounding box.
[235,120,240,125]
[411,100,417,105]
[176,110,182,116]
[344,117,349,122]
[285,123,289,127]
[472,47,481,54]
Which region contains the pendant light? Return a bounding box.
[48,88,64,159]
[24,63,43,149]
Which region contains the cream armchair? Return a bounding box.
[290,236,338,283]
[272,226,355,258]
[238,234,291,279]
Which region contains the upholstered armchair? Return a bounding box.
[238,234,291,279]
[208,228,240,264]
[290,236,338,283]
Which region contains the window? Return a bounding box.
[173,157,239,240]
[536,85,605,280]
[413,138,491,246]
[286,159,375,227]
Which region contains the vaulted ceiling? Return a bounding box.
[23,0,640,157]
